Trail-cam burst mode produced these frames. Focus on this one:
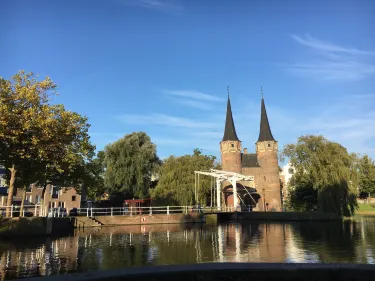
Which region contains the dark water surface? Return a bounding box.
[1,216,375,280]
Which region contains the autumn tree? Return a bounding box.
[150,149,217,206]
[0,71,94,216]
[282,135,358,216]
[103,132,160,199]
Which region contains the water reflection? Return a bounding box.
[1,216,375,280]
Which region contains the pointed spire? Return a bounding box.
[257,87,275,142]
[222,87,240,142]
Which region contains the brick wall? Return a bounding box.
[12,185,81,211]
[220,141,242,174]
[256,149,282,212]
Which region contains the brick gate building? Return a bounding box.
[220,90,282,211]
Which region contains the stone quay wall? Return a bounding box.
[217,211,342,222]
[73,213,205,228]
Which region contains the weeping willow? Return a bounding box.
[283,135,358,216]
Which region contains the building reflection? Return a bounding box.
[1,218,375,280]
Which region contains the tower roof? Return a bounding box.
[222,92,240,142]
[257,95,276,142]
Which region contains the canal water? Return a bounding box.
[1,216,375,280]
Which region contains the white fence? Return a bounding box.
[0,204,42,217]
[0,205,253,218]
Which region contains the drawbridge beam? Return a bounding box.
[194,169,255,211]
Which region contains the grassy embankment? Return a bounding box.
[0,217,46,237]
[356,203,375,215]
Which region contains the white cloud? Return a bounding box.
[162,89,224,110]
[127,0,183,14]
[118,113,219,129]
[288,34,375,81]
[163,90,224,102]
[290,34,375,56]
[167,97,213,110]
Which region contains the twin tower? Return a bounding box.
[220,90,282,212]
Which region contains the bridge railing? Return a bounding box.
[75,205,252,217]
[0,204,253,218]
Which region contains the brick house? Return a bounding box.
[220,89,282,212]
[1,184,81,212]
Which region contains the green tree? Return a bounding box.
[358,155,375,198]
[74,151,106,201]
[286,172,318,211]
[282,135,358,216]
[151,149,217,206]
[103,132,160,199]
[0,71,94,216]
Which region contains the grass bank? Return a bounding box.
[0,217,47,237]
[356,203,375,215]
[0,217,73,237]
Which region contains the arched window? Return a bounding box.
[231,143,234,148]
[268,143,271,148]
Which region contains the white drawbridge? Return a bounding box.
[194,169,255,211]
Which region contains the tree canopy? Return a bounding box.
[282,135,358,216]
[357,155,375,197]
[103,132,160,199]
[74,151,106,201]
[150,149,217,206]
[0,71,94,216]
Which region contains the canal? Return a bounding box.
[0,216,374,280]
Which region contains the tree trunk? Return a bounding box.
[19,186,27,217]
[5,165,17,217]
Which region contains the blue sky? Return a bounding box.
[1,0,375,161]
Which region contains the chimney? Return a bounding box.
[243,148,248,154]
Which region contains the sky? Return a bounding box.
[1,0,375,162]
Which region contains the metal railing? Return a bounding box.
[0,204,253,218]
[0,204,42,218]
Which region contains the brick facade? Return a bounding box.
[1,184,81,212]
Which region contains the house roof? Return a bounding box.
[242,153,261,168]
[222,94,240,142]
[257,97,276,142]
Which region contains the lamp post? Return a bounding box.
[263,188,266,212]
